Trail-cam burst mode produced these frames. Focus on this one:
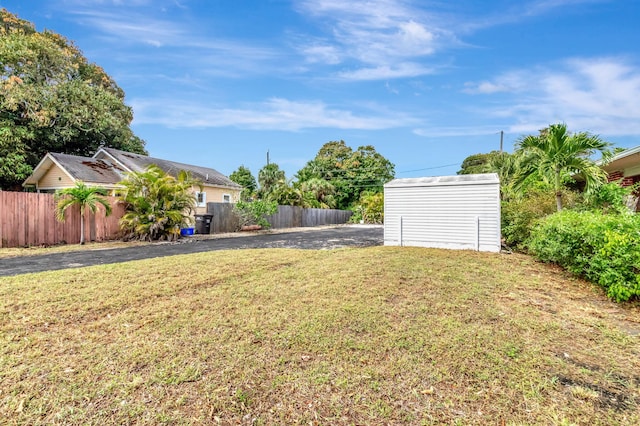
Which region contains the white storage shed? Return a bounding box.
[384,173,501,252]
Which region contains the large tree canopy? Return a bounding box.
[0,9,146,190]
[457,151,505,175]
[257,163,286,200]
[295,141,394,210]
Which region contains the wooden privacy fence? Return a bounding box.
[267,205,353,228]
[207,202,240,234]
[0,192,124,248]
[207,203,353,233]
[1,194,353,246]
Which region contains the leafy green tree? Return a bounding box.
[488,151,521,199]
[229,165,257,200]
[271,181,305,206]
[458,151,505,175]
[54,181,112,245]
[458,150,521,200]
[345,145,395,192]
[0,9,146,190]
[118,165,199,241]
[257,163,286,200]
[515,123,612,211]
[234,200,278,229]
[297,178,336,208]
[296,141,394,209]
[351,191,384,224]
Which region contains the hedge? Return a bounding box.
[527,210,640,302]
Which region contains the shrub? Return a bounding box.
[527,210,640,302]
[349,191,384,224]
[501,188,578,250]
[581,181,639,214]
[118,165,198,241]
[234,200,277,229]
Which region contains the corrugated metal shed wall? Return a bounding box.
[384,174,501,252]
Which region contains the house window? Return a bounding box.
[195,191,206,207]
[222,194,231,203]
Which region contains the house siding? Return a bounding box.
[603,146,640,189]
[384,174,501,252]
[38,164,75,191]
[608,169,639,187]
[194,185,241,215]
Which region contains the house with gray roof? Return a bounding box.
[23,148,242,214]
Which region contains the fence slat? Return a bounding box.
[206,202,352,234]
[0,192,122,248]
[0,193,354,247]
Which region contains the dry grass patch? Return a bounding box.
[1,247,639,425]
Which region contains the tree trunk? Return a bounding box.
[556,191,563,212]
[555,169,563,211]
[80,209,85,245]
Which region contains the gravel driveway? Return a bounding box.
[0,225,383,277]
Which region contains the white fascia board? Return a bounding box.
[93,148,132,173]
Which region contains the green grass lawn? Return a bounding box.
[1,247,639,425]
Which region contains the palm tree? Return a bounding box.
[117,165,200,241]
[299,178,337,208]
[55,181,112,245]
[515,123,612,211]
[258,163,286,200]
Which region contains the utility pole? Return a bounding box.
[266,150,270,165]
[499,131,504,152]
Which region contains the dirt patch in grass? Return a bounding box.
[1,247,638,425]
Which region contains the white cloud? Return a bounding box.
[69,10,185,47]
[301,43,342,65]
[458,0,609,33]
[337,62,435,80]
[67,9,281,79]
[70,10,276,56]
[130,97,420,131]
[463,71,532,94]
[294,0,453,80]
[293,0,602,81]
[464,57,640,136]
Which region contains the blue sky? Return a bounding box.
[3,0,640,179]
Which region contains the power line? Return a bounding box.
[396,163,459,175]
[293,162,460,176]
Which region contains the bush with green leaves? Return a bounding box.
[581,181,639,214]
[118,165,199,241]
[350,191,384,224]
[234,200,277,229]
[501,188,579,249]
[527,210,640,302]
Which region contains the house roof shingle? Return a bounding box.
[51,152,128,184]
[96,148,242,189]
[23,148,242,190]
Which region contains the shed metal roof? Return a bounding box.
[385,173,500,188]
